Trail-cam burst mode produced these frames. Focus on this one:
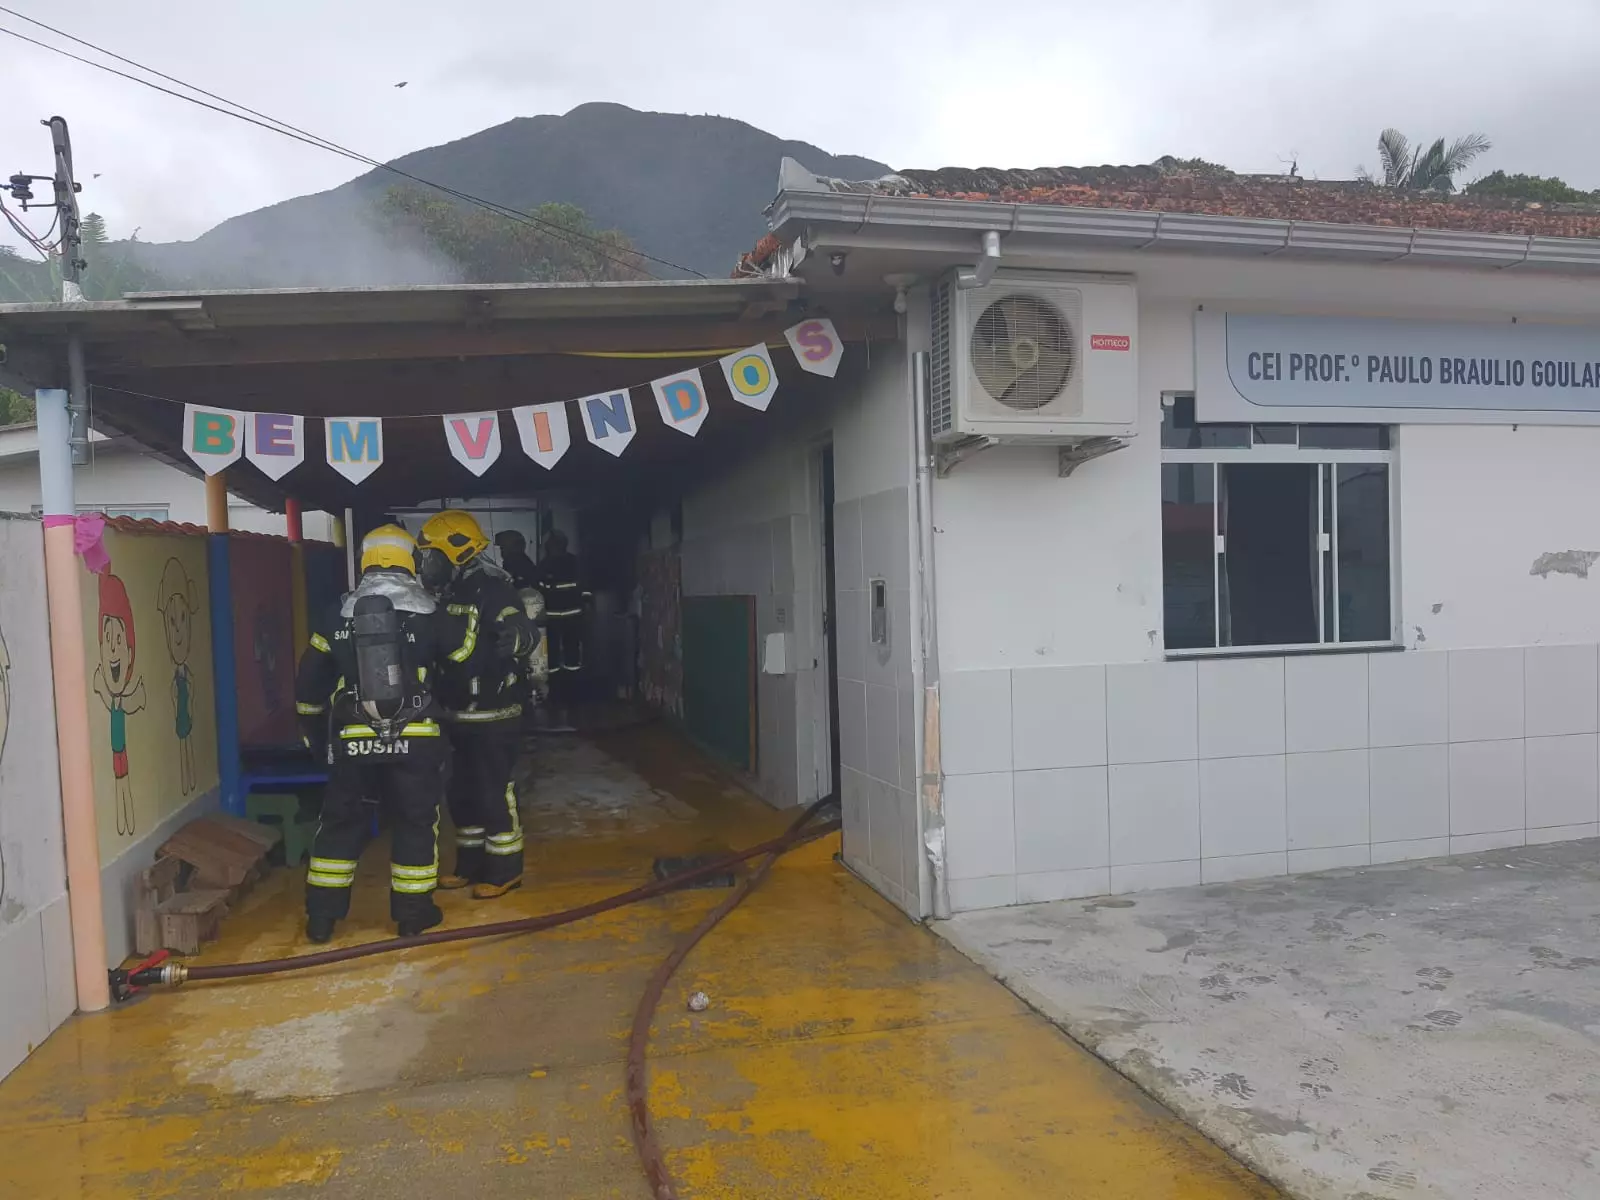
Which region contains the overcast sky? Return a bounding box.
[3,0,1599,256]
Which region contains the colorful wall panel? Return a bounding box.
[79,527,220,864]
[229,537,297,749]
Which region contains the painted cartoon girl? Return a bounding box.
[92,571,146,837]
[157,558,199,797]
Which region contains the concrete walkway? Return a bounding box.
[0,728,1275,1198]
[940,839,1600,1200]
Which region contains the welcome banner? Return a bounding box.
[178,318,842,484]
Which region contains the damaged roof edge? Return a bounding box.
[764,189,1600,274]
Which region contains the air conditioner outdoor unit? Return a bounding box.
[929,271,1139,443]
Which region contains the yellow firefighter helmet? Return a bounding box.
[359,524,417,574]
[417,509,490,566]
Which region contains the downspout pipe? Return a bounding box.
[37,387,110,1011]
[909,351,951,920]
[65,334,90,467]
[955,230,1002,290]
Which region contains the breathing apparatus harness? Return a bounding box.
[339,570,436,745]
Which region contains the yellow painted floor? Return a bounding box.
[0,727,1279,1199]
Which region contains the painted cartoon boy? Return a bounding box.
[92,571,146,837]
[157,558,199,796]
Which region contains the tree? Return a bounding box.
[78,214,166,300]
[0,212,168,301]
[1361,129,1491,193]
[376,187,648,283]
[1464,171,1594,204]
[0,246,55,303]
[0,388,34,425]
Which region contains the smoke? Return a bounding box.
[120,185,465,291]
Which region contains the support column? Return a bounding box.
[36,388,110,1012]
[205,473,243,815]
[333,507,355,590]
[286,499,309,660]
[204,471,229,532]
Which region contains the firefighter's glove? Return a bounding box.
[299,720,328,764]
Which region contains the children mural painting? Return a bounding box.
[157,558,200,796]
[92,571,146,837]
[81,531,218,860]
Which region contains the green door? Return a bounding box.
[680,595,757,774]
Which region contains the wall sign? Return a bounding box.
[1196,310,1600,426]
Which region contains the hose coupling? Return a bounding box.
[109,953,188,1002]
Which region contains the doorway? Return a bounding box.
[816,443,841,801]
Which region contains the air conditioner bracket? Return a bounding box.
[934,435,998,477]
[1057,437,1128,478]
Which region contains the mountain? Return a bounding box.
[126,103,891,286]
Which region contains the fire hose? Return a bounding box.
[108,797,841,1198]
[113,797,838,994]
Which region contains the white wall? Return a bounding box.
[922,249,1600,912]
[831,350,920,918]
[932,254,1600,670]
[676,347,921,916]
[1399,424,1600,650]
[0,516,75,1084]
[0,429,331,538]
[681,433,817,812]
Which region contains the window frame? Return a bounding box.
[1160,393,1400,659]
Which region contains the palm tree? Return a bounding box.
[1364,129,1491,194]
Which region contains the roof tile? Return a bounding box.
[740,160,1600,273]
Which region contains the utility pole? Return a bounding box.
[43,117,91,464]
[32,116,91,464]
[45,116,86,303]
[8,118,91,461]
[4,115,86,302]
[25,113,111,1011]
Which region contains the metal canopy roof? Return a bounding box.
[0,277,807,339]
[0,277,896,515]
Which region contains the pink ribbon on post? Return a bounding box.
[43,512,111,574]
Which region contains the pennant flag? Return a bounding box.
[244,411,304,481]
[512,402,571,470]
[324,416,385,484]
[784,318,843,378]
[719,343,780,411]
[579,390,636,458]
[651,369,711,437]
[442,411,503,477]
[182,404,245,475]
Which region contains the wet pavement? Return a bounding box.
[941,838,1600,1200]
[0,727,1277,1198]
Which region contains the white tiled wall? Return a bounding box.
[941,644,1600,911]
[835,486,920,918]
[682,511,813,811]
[0,895,75,1084]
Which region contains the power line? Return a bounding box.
[0,11,707,280]
[0,196,54,257]
[0,19,669,280]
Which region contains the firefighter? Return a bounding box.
[493,531,549,722]
[537,529,589,731]
[494,529,539,590]
[295,524,450,942]
[416,510,534,899]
